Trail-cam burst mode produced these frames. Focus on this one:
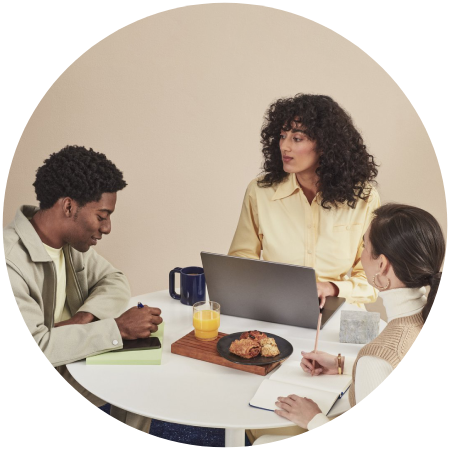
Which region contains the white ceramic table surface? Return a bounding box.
[67,290,385,446]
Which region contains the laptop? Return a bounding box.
[201,252,345,329]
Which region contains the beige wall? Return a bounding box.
[3,4,446,297]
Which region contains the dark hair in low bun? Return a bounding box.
[369,204,445,322]
[422,272,442,321]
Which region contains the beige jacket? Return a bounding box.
[4,205,129,367]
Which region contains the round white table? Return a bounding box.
[67,290,383,447]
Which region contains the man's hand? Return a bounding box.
[115,305,163,340]
[316,281,338,308]
[54,312,96,327]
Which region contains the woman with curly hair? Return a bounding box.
[229,94,380,306]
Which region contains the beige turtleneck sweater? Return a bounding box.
[308,287,426,430]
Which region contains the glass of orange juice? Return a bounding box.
[193,301,220,341]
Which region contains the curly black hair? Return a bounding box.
[258,94,378,209]
[33,145,127,210]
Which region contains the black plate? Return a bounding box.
[216,332,293,365]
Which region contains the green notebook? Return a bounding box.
[86,322,165,365]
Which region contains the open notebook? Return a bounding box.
[86,322,164,365]
[249,359,353,415]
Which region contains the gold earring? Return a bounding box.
[372,273,390,290]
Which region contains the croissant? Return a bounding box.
[259,337,280,357]
[239,330,267,342]
[229,339,261,359]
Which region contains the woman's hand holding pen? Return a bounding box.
[301,351,344,376]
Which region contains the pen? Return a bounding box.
[137,302,144,309]
[311,308,323,376]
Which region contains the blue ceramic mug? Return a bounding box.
[169,266,206,306]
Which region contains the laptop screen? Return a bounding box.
[201,252,344,329]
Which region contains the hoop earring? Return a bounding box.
[372,273,390,290]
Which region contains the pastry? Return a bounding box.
[229,339,261,359]
[259,337,280,357]
[239,330,267,342]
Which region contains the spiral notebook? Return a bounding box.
[249,359,353,415]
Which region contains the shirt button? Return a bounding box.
[112,339,118,346]
[308,224,312,229]
[307,249,312,254]
[346,226,350,230]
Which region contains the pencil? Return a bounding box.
[311,310,322,376]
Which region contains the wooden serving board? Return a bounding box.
[171,330,281,376]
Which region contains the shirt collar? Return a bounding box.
[271,173,321,204]
[14,205,53,263]
[271,173,300,201]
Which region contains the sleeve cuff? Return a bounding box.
[332,280,377,305]
[332,280,352,301]
[307,413,330,430]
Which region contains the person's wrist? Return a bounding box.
[336,353,344,374]
[329,282,339,296]
[332,356,340,374]
[114,318,124,338]
[307,412,322,429]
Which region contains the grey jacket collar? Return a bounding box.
[14,205,53,263]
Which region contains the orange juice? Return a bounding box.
[193,310,220,340]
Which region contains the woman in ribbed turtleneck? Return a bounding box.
[293,286,429,430]
[351,286,426,403]
[273,203,445,431]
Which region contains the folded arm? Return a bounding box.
[332,189,381,305]
[332,254,378,305]
[9,265,123,367]
[75,248,131,319]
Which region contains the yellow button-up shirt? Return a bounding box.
[228,173,380,304]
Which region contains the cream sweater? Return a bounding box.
[308,287,426,430]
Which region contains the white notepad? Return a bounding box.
[249,359,353,415]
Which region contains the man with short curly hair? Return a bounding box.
[4,145,162,433]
